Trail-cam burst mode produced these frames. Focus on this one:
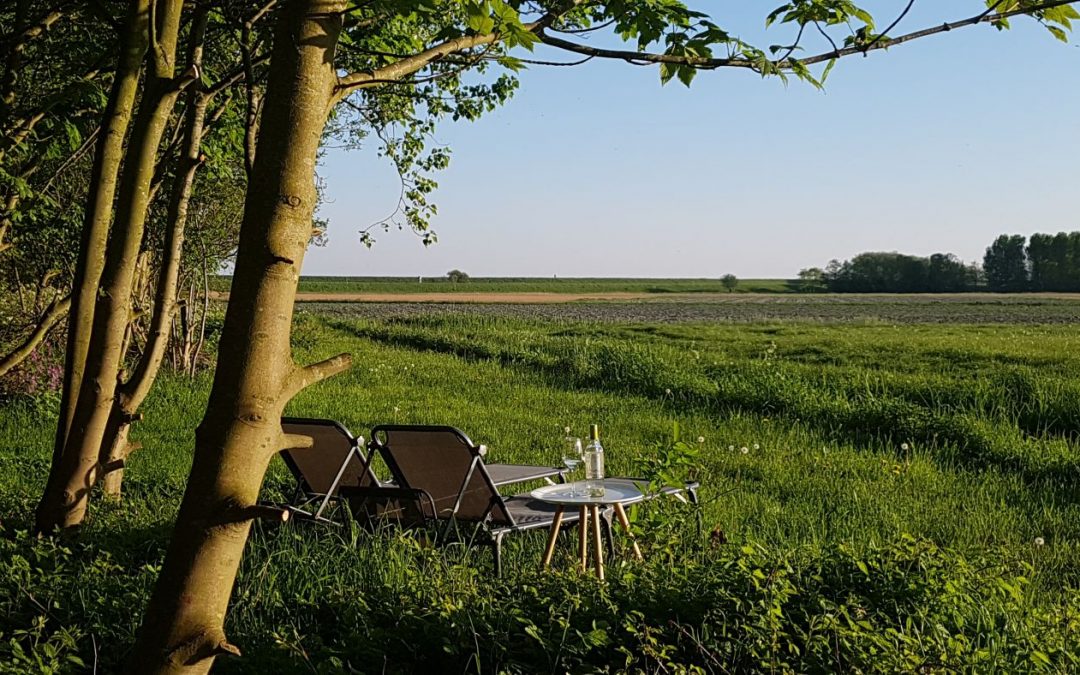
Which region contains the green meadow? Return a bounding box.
[3,302,1080,672]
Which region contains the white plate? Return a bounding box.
[530,479,645,505]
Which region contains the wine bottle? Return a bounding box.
[583,424,605,498]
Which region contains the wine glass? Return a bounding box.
[562,436,583,496]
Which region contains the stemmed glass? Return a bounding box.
[562,436,584,496]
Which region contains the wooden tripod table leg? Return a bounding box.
[541,506,564,569]
[613,503,643,561]
[578,506,588,571]
[590,505,604,580]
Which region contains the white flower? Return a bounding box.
[1035,537,1046,547]
[901,443,910,451]
[740,446,749,455]
[697,436,705,444]
[753,443,760,450]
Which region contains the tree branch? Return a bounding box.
[0,295,71,377]
[332,0,586,101]
[537,1,1080,72]
[280,353,352,402]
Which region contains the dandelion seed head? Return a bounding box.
[740,446,749,455]
[901,443,910,451]
[753,443,760,450]
[697,436,705,444]
[564,426,571,435]
[1035,537,1046,547]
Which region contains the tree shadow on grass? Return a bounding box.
[325,318,1080,509]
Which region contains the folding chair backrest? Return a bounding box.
[371,425,513,527]
[281,418,378,494]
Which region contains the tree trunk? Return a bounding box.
[36,0,186,532]
[129,2,350,670]
[39,0,150,530]
[102,10,211,501]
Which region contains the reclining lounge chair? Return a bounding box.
[279,417,382,521]
[350,424,578,576]
[278,418,566,525]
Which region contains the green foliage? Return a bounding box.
[795,267,827,293]
[721,274,738,292]
[984,234,1030,292]
[823,251,977,293]
[4,307,1080,669]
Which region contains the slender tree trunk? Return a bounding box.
[0,295,70,377]
[129,2,351,670]
[40,0,150,530]
[36,0,186,532]
[102,9,210,500]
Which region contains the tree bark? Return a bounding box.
[129,2,350,670]
[36,0,185,532]
[0,295,70,377]
[39,0,149,533]
[102,9,210,501]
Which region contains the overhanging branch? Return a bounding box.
[536,0,1079,72]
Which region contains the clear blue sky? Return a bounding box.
[306,2,1080,278]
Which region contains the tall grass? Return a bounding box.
[2,311,1080,671]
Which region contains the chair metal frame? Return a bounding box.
[366,424,580,576]
[279,417,381,522]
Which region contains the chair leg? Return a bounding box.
[492,533,504,578]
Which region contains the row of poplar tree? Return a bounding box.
[800,232,1080,293]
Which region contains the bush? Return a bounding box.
[447,269,470,283]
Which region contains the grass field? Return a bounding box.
[3,297,1080,671]
[211,275,796,294]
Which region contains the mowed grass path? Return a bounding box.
[2,308,1080,671]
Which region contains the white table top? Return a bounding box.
[530,480,644,505]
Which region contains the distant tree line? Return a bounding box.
[799,252,979,293]
[797,232,1080,293]
[986,233,1080,292]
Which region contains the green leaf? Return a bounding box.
[1047,25,1068,43]
[677,65,696,87]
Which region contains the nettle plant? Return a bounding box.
[630,423,703,558]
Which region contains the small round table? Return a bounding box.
[530,480,645,580]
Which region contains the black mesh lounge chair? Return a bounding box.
[278,418,564,525]
[352,424,580,576]
[279,417,383,521]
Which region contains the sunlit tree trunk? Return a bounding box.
[36,0,187,532]
[128,2,351,670]
[38,0,150,531]
[101,9,211,500]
